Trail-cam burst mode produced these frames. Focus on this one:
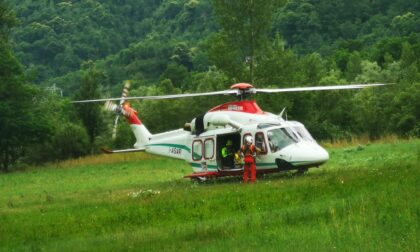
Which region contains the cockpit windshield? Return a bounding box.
[293,126,314,142]
[267,127,297,152]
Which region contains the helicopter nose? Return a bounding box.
[316,145,330,163]
[280,142,329,165]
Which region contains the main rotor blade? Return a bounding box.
[255,83,390,93]
[73,89,238,103]
[119,81,131,105]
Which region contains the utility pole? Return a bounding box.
[45,83,63,96]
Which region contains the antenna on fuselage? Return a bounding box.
[279,108,286,119]
[278,107,288,121]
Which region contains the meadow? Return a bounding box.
[0,139,419,251]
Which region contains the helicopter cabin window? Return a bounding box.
[255,132,267,154]
[192,140,203,161]
[267,128,297,151]
[204,139,214,159]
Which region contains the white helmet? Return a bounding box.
[267,131,273,139]
[245,135,253,144]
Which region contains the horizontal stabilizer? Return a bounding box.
[101,147,146,154]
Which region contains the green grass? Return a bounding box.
[0,140,419,251]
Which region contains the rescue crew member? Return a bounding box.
[240,135,260,183]
[221,140,235,169]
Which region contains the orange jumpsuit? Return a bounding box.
[241,144,257,183]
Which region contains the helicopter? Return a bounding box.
[74,82,388,180]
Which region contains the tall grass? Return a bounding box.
[0,140,418,251]
[320,134,402,148]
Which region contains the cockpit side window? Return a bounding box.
[255,132,267,155]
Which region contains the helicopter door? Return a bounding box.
[192,137,216,171]
[217,133,241,170]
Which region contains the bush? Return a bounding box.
[25,122,90,165]
[52,123,90,160]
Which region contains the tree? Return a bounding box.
[389,83,420,137]
[274,0,321,52]
[302,52,326,84]
[355,60,382,83]
[391,12,420,36]
[0,0,18,41]
[345,52,362,81]
[207,33,246,82]
[51,123,90,160]
[0,44,46,171]
[161,62,190,89]
[170,42,193,69]
[22,93,91,164]
[0,1,50,171]
[212,0,283,82]
[75,66,104,152]
[254,34,303,86]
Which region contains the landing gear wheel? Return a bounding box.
[295,168,308,176]
[192,176,207,183]
[197,176,207,182]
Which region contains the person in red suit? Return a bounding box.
[240,135,260,183]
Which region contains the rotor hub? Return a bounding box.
[230,83,256,100]
[230,83,254,90]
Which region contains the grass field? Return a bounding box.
[0,140,419,251]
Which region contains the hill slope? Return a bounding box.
[10,0,216,85]
[0,140,418,251]
[9,0,420,90]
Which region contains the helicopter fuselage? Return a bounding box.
[129,100,329,178]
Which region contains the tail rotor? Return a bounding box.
[104,81,131,139]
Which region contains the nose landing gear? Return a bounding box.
[295,167,309,176]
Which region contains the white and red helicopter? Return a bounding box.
[75,82,387,180]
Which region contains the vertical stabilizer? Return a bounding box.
[123,104,152,148]
[131,124,151,149]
